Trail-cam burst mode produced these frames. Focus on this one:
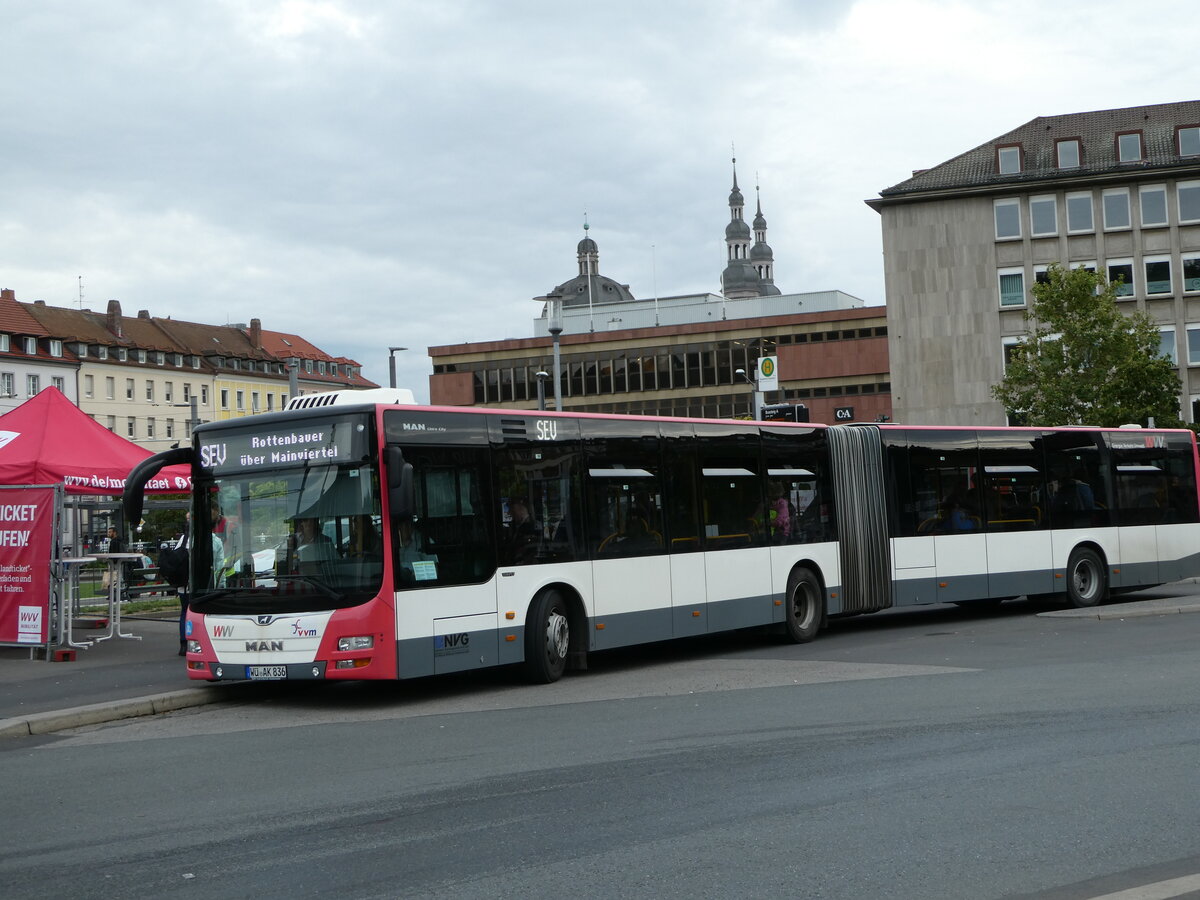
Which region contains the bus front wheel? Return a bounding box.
[1066,547,1107,608]
[783,567,823,643]
[524,588,570,683]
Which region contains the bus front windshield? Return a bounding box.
[194,459,384,614]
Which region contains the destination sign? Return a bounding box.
[198,416,370,474]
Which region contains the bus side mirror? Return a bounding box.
[385,446,414,521]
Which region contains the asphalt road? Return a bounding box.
[3,597,1200,900]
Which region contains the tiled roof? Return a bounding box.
[877,100,1200,199]
[0,291,50,336]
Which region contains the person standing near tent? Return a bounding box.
[101,526,131,593]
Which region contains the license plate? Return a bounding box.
[246,665,288,680]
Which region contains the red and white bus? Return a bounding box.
[123,390,1200,684]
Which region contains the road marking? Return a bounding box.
[1086,873,1200,899]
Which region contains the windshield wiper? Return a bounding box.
[273,574,345,603]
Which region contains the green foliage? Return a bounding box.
[991,264,1182,427]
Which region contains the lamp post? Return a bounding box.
[388,346,408,389]
[734,368,762,420]
[535,371,550,411]
[545,290,563,412]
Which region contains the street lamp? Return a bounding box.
[388,346,408,390]
[545,291,563,412]
[534,371,550,411]
[734,368,763,420]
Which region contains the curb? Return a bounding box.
[0,686,237,739]
[1038,602,1200,621]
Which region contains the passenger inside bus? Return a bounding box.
[503,497,539,564]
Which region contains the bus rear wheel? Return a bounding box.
[1066,547,1107,608]
[524,588,570,683]
[783,567,822,643]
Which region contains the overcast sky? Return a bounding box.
[5,1,1198,401]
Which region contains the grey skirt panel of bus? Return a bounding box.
[827,425,892,613]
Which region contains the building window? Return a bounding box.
[0,335,8,352]
[136,349,146,363]
[1102,189,1130,230]
[125,378,134,400]
[305,359,314,373]
[1184,255,1200,292]
[173,353,183,367]
[155,351,165,365]
[26,374,39,396]
[236,390,245,411]
[1034,265,1051,287]
[1181,126,1200,157]
[1117,132,1142,162]
[998,268,1026,307]
[127,417,136,438]
[52,376,65,392]
[49,340,62,357]
[229,358,239,371]
[1140,185,1168,227]
[1066,192,1094,233]
[1144,256,1172,295]
[96,346,108,360]
[997,145,1021,174]
[1159,328,1177,363]
[164,381,173,402]
[106,415,116,432]
[117,348,127,361]
[146,417,155,439]
[1057,139,1080,168]
[1029,195,1057,236]
[145,380,154,401]
[1179,181,1200,223]
[201,385,209,404]
[166,419,175,438]
[251,391,260,412]
[191,356,200,369]
[267,394,275,412]
[1188,325,1200,365]
[84,374,94,398]
[994,199,1021,239]
[23,337,36,355]
[0,373,11,396]
[220,389,229,410]
[1107,259,1134,297]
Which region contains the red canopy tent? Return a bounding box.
[0,387,191,494]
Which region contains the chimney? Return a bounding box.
[138,310,151,319]
[0,289,14,302]
[107,299,123,337]
[249,318,262,350]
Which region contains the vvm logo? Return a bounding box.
[212,624,235,638]
[291,619,318,637]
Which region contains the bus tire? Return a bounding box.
[524,588,570,683]
[1066,547,1107,608]
[783,567,823,643]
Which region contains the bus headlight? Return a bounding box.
[338,635,374,651]
[187,640,203,654]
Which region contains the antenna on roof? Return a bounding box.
[77,275,83,310]
[651,243,659,326]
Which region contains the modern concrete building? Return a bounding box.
[430,164,891,424]
[868,100,1200,425]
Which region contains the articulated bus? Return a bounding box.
[124,390,1200,684]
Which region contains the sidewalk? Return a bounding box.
[0,615,237,737]
[3,586,1200,739]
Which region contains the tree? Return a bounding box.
[991,263,1182,427]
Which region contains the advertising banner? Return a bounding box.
[0,486,56,645]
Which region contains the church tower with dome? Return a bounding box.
[721,157,781,299]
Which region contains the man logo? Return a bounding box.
[257,615,275,626]
[0,431,21,451]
